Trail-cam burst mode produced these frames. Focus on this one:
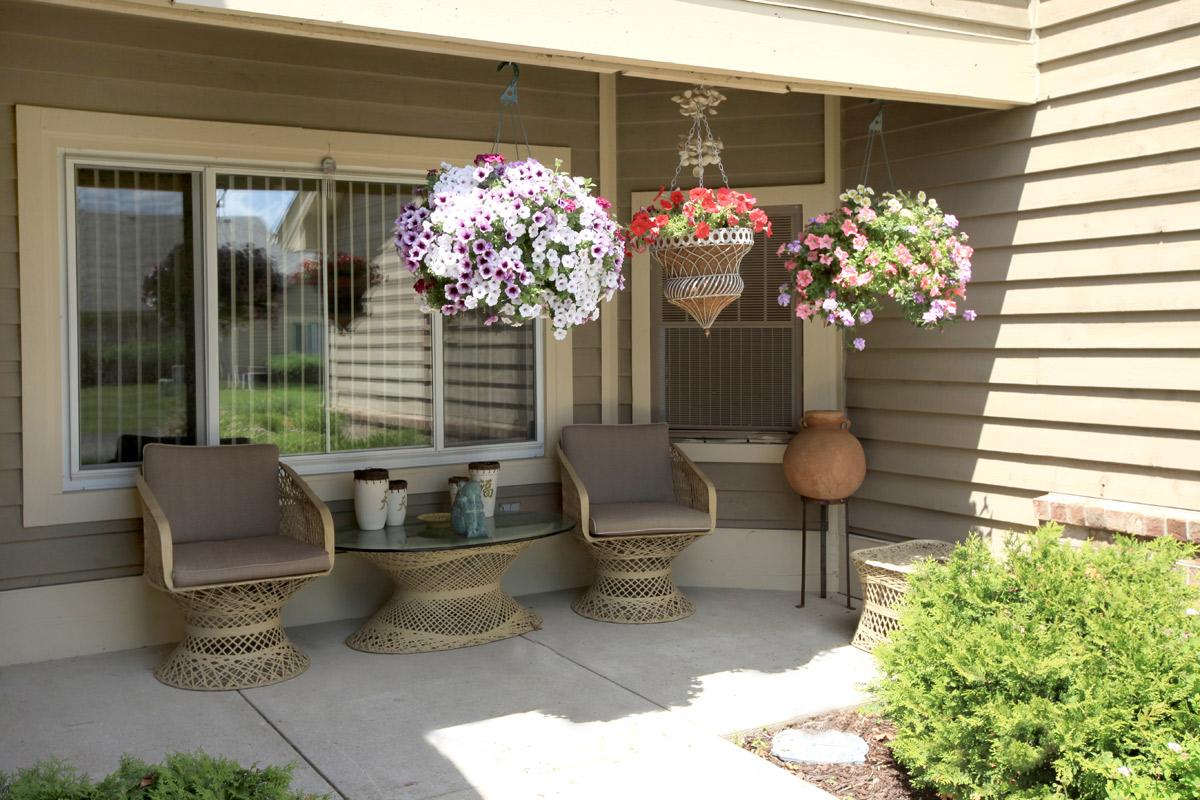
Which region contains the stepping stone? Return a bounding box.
[771,728,869,765]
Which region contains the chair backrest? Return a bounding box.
[142,443,281,543]
[560,424,676,505]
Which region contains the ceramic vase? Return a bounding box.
[353,468,390,531]
[782,411,866,501]
[468,461,501,517]
[448,476,469,508]
[386,479,408,527]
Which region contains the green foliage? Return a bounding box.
[267,354,323,386]
[0,751,324,800]
[874,524,1200,800]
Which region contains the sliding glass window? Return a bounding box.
[66,161,541,483]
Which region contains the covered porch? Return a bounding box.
[0,589,872,799]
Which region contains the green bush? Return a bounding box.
[874,524,1200,800]
[0,751,326,800]
[267,354,323,386]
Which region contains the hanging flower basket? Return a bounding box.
[394,154,625,341]
[651,227,754,329]
[777,185,976,351]
[630,186,771,331]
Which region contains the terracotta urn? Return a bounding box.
[782,411,866,501]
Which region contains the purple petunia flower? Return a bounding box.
[963,309,977,321]
[852,338,866,351]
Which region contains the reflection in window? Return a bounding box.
[326,180,433,451]
[75,168,198,467]
[443,315,537,447]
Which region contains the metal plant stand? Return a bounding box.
[798,497,854,610]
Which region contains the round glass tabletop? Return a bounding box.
[335,511,575,553]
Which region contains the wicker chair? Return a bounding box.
[558,424,716,624]
[137,443,334,690]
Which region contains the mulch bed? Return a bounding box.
[735,709,937,800]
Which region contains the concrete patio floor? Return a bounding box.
[0,588,876,799]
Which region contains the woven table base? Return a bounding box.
[851,539,955,653]
[155,578,314,691]
[572,533,702,624]
[347,542,540,653]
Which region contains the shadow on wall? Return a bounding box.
[840,95,1200,563]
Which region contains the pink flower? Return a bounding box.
[841,219,858,237]
[865,252,881,267]
[856,207,877,223]
[852,234,868,251]
[833,247,849,263]
[856,271,874,287]
[836,265,858,285]
[804,233,823,250]
[943,213,959,229]
[819,255,833,266]
[812,213,830,224]
[852,337,866,351]
[796,303,816,320]
[894,243,913,266]
[818,234,835,250]
[777,243,788,257]
[795,269,814,288]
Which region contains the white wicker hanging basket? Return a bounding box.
[650,227,755,331]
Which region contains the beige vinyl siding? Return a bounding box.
[618,77,825,528]
[0,0,598,589]
[841,0,1200,550]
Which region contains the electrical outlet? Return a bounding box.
[499,502,521,513]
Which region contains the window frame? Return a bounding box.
[653,204,806,440]
[18,106,573,527]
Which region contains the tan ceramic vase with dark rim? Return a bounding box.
[782,410,866,501]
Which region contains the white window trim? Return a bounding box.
[17,105,574,527]
[630,95,846,462]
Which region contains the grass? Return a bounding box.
[78,382,429,456]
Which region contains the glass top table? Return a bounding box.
[335,512,575,654]
[335,511,574,553]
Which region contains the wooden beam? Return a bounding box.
[29,0,1036,108]
[598,74,620,425]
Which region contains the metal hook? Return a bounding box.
[497,62,520,106]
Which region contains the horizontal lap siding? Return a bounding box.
[0,0,598,589]
[841,0,1200,545]
[618,77,825,529]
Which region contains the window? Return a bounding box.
[655,206,803,437]
[66,161,541,486]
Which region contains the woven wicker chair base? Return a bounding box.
[572,533,703,624]
[851,539,955,653]
[347,542,541,654]
[154,577,314,691]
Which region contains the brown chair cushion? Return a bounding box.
[172,535,331,588]
[589,502,712,537]
[142,444,281,544]
[560,424,676,505]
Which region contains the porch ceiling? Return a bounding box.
[42,0,1037,108]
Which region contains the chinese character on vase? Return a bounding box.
[777,186,977,351]
[393,155,625,340]
[624,86,772,332]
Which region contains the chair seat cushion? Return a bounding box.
[172,535,331,588]
[589,502,712,537]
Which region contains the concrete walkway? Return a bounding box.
[0,589,876,799]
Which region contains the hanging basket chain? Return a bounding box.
[492,62,532,160]
[668,86,729,190]
[859,101,896,189]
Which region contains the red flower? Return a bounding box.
[726,214,739,226]
[695,222,711,239]
[660,199,674,211]
[670,189,685,207]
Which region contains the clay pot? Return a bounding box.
[782,411,866,501]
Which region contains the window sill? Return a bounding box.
[32,451,558,528]
[672,441,788,464]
